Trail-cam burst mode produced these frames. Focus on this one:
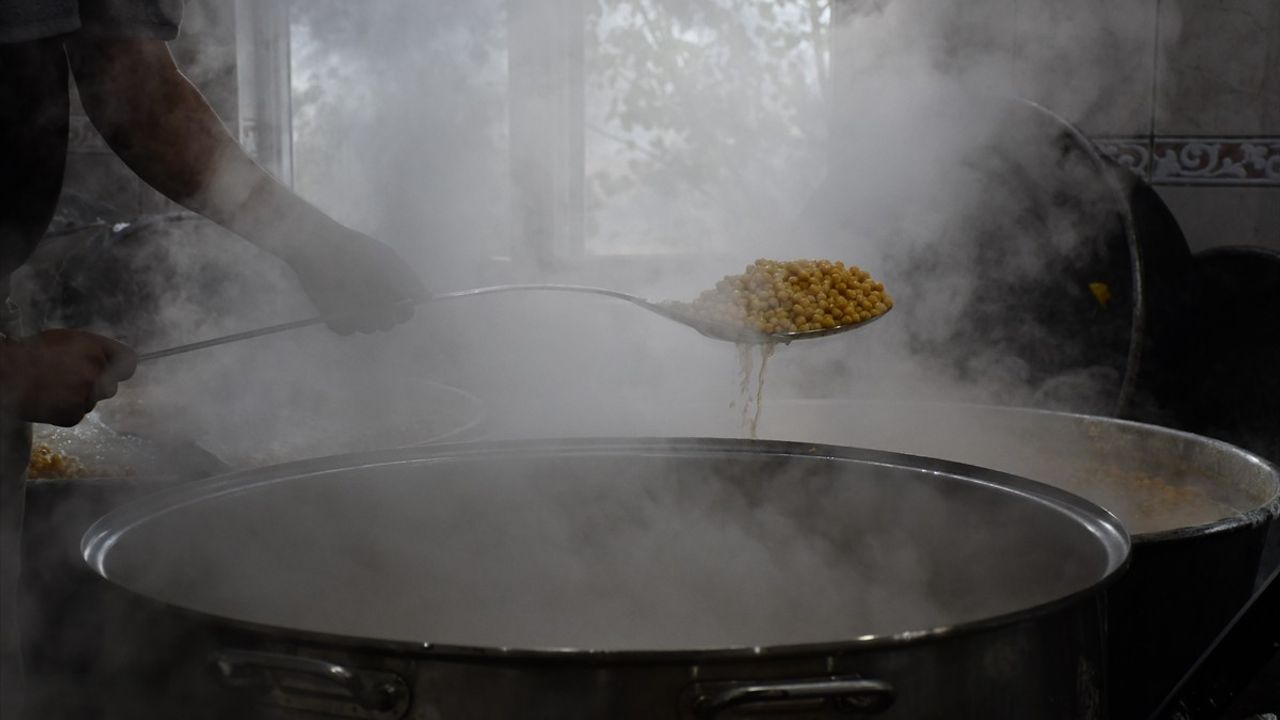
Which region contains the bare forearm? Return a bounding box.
[65,38,332,259]
[62,37,427,334]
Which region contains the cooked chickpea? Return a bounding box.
[27,443,84,479]
[675,258,892,336]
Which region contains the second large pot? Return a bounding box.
[82,438,1127,719]
[510,401,1280,717]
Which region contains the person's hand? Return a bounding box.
[283,223,427,335]
[0,329,138,427]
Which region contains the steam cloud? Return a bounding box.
[10,0,1180,452]
[7,1,1187,702]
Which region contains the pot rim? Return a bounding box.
[925,401,1280,543]
[26,379,488,484]
[83,436,1130,664]
[1013,98,1145,418]
[692,398,1280,543]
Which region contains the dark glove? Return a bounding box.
[284,224,428,335]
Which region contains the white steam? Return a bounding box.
[9,0,1183,674]
[35,0,1174,457]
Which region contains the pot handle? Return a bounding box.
[209,649,407,713]
[691,676,895,717]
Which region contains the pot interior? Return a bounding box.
[87,440,1125,652]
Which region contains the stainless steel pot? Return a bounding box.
[20,434,231,718]
[501,401,1279,718]
[82,438,1128,720]
[19,380,484,719]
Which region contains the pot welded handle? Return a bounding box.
[692,676,895,717]
[209,649,407,713]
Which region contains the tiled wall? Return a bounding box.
[1014,0,1280,252]
[1149,0,1279,252]
[839,0,1279,252]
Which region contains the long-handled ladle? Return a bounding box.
[136,284,891,362]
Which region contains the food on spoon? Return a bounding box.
[27,443,85,480]
[679,259,892,335]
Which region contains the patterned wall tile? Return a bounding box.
[1144,0,1280,249]
[1095,136,1280,186]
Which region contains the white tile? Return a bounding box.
[1156,0,1280,134]
[1011,0,1159,136]
[1156,186,1280,252]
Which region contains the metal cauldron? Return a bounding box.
[20,432,231,717]
[521,401,1279,717]
[82,438,1128,719]
[18,377,484,719]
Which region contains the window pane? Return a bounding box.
[585,0,831,256]
[289,0,510,274]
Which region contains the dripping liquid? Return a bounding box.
[735,343,777,439]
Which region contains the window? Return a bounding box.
[584,0,833,256]
[287,0,511,271]
[284,0,833,270]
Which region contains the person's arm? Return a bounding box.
[64,37,424,333]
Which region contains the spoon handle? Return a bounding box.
[135,285,649,363]
[136,314,331,362]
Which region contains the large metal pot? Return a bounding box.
[1176,245,1280,464]
[20,433,231,718]
[18,379,484,719]
[511,401,1279,717]
[82,438,1128,720]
